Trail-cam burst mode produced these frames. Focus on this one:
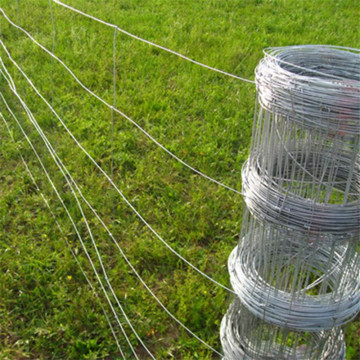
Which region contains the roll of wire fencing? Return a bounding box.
[230,211,360,331]
[220,298,346,360]
[221,45,359,360]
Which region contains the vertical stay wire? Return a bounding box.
[0,8,244,196]
[52,0,255,84]
[15,0,21,64]
[0,35,235,294]
[0,110,126,359]
[48,0,56,106]
[111,27,117,180]
[0,58,223,357]
[0,87,142,359]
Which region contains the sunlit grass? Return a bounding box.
[0,0,359,359]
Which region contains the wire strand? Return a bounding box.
[0,109,126,359]
[0,34,234,294]
[0,7,243,196]
[0,57,223,357]
[0,89,146,360]
[52,0,255,84]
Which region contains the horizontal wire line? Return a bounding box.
[0,7,244,196]
[52,0,255,84]
[1,79,151,359]
[0,109,126,360]
[0,89,139,359]
[0,55,223,357]
[0,26,235,294]
[0,87,144,360]
[0,72,220,358]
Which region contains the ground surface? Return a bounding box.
[0,0,359,359]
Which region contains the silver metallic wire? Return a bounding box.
[242,154,360,235]
[220,299,346,360]
[0,34,234,294]
[256,45,360,136]
[222,45,359,357]
[0,110,126,359]
[52,0,255,84]
[0,54,222,357]
[229,239,360,331]
[0,7,244,196]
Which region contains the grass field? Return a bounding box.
[0,0,359,359]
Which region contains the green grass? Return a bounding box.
[0,0,359,359]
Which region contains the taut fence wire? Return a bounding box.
[0,7,245,195]
[1,2,359,358]
[0,49,222,358]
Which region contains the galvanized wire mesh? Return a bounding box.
[230,212,360,331]
[221,45,359,359]
[221,299,346,360]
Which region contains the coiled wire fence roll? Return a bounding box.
[220,299,346,360]
[229,212,360,331]
[255,45,360,136]
[242,154,359,235]
[221,45,359,359]
[244,45,360,236]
